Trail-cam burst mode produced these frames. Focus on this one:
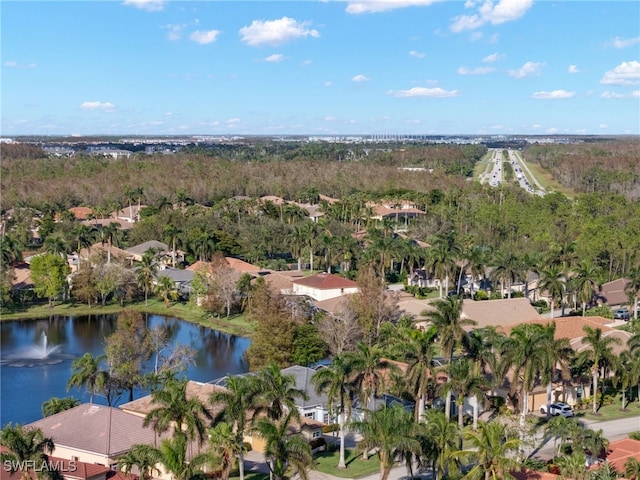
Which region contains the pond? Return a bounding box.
[0,314,250,426]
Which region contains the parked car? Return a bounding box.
[540,402,574,417]
[614,308,631,320]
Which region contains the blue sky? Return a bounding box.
[2,0,639,136]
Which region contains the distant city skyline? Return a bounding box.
[2,0,639,136]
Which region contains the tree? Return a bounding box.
[578,326,621,414]
[143,376,213,445]
[626,265,640,321]
[255,364,308,422]
[539,322,574,419]
[163,224,182,268]
[0,424,57,480]
[41,397,80,417]
[210,375,262,480]
[346,342,393,414]
[440,357,488,444]
[42,233,69,258]
[30,253,71,307]
[311,355,355,469]
[499,323,547,428]
[425,296,476,420]
[156,433,211,480]
[208,253,241,318]
[424,409,459,480]
[457,420,522,480]
[252,410,313,480]
[136,250,158,306]
[572,260,600,316]
[538,265,566,319]
[624,457,640,480]
[98,222,122,264]
[105,310,151,402]
[426,232,460,298]
[206,422,244,480]
[67,353,109,403]
[71,224,96,267]
[556,451,588,480]
[117,444,162,480]
[154,274,179,308]
[350,404,422,480]
[70,261,98,307]
[490,249,522,299]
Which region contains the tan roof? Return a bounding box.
[292,272,358,290]
[397,297,437,320]
[225,257,262,273]
[460,297,543,330]
[259,195,286,205]
[599,278,630,306]
[81,218,134,231]
[26,404,161,457]
[11,262,33,289]
[318,194,339,204]
[313,294,353,315]
[261,270,305,294]
[120,381,225,418]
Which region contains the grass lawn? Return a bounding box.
[0,299,255,337]
[577,400,640,422]
[313,448,381,479]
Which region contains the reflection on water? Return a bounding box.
[0,314,250,426]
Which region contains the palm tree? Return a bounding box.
[346,342,393,413]
[538,264,566,319]
[424,409,459,480]
[394,326,438,422]
[625,265,640,321]
[311,355,355,469]
[136,250,158,306]
[154,274,178,308]
[499,323,547,428]
[255,364,308,421]
[490,249,522,299]
[0,234,23,264]
[539,322,574,419]
[572,260,600,316]
[157,433,211,480]
[457,420,522,480]
[350,404,421,480]
[0,424,57,480]
[426,239,457,298]
[98,222,122,264]
[66,353,109,403]
[544,415,581,455]
[41,396,80,417]
[143,376,213,445]
[42,233,69,258]
[425,296,476,420]
[556,451,588,480]
[207,422,243,480]
[578,326,621,414]
[72,224,96,267]
[252,410,313,480]
[613,350,634,410]
[624,457,640,480]
[163,224,182,268]
[210,375,261,480]
[117,443,162,480]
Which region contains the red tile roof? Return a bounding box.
[591,438,640,474]
[292,272,358,290]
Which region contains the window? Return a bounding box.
[304,412,314,418]
[312,431,321,439]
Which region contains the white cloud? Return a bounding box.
[239,17,319,47]
[451,0,533,32]
[601,90,639,99]
[80,101,115,111]
[600,60,640,86]
[599,124,608,129]
[609,36,640,49]
[457,66,494,75]
[190,30,220,45]
[352,74,370,82]
[324,81,333,87]
[568,65,579,74]
[165,24,186,41]
[300,60,312,66]
[387,87,460,98]
[346,0,441,14]
[4,61,36,69]
[409,50,426,59]
[226,118,240,126]
[531,90,575,99]
[508,61,543,78]
[122,0,165,12]
[482,53,504,63]
[324,116,337,122]
[264,54,285,63]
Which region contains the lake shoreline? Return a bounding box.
[0,299,255,338]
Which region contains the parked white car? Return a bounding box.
[540,402,574,417]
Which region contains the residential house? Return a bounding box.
[155,267,195,297]
[112,205,147,224]
[597,277,630,308]
[289,272,359,302]
[366,200,425,223]
[125,240,172,263]
[459,297,544,331]
[589,437,640,474]
[25,404,163,469]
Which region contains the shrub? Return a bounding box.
[585,305,614,319]
[322,423,339,434]
[474,290,488,301]
[309,437,327,450]
[629,431,640,441]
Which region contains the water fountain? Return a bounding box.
[0,330,72,367]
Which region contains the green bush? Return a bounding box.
[309,437,327,450]
[322,423,339,433]
[629,431,640,441]
[474,290,488,301]
[585,305,614,319]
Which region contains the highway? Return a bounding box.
[480,148,546,196]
